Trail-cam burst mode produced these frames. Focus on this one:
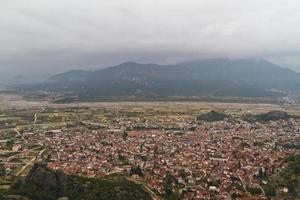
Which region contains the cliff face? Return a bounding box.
[24,163,68,199]
[11,163,68,200]
[11,163,152,200]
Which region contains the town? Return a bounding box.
[0,97,299,199]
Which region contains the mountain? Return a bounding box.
[180,58,300,91]
[20,58,300,98]
[9,163,152,200]
[1,73,53,88]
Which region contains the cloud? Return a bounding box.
[0,0,300,80]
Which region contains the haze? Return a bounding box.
[0,0,300,82]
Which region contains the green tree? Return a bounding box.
[122,131,128,141]
[0,164,5,176]
[163,172,178,197]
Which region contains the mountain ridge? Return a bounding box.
[20,58,300,98]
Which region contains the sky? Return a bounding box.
[0,0,300,81]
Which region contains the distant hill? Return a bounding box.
[9,163,152,200]
[242,111,292,122]
[20,58,300,99]
[197,110,228,122]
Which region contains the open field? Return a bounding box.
[0,93,294,112]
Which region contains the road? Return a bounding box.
[15,148,46,176]
[14,128,28,145]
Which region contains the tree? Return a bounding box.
[178,169,188,179]
[130,165,143,177]
[163,172,177,195]
[122,131,128,141]
[0,164,5,176]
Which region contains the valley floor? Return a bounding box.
[0,93,299,199]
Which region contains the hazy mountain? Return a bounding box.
[21,58,300,98]
[0,73,53,89]
[180,58,300,90]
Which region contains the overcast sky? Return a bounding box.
[0,0,300,80]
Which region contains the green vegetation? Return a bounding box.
[246,185,262,195]
[263,182,277,197]
[162,172,179,200]
[283,143,300,149]
[130,165,143,177]
[263,155,300,199]
[197,110,228,122]
[243,111,291,122]
[122,131,128,141]
[0,188,10,195]
[10,163,152,200]
[0,164,5,176]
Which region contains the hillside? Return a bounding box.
[262,155,300,199]
[20,58,300,98]
[196,110,228,122]
[8,163,152,200]
[242,111,292,122]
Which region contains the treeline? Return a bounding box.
[197,110,294,122]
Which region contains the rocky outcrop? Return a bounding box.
[11,163,152,200]
[23,163,68,199]
[10,163,68,200]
